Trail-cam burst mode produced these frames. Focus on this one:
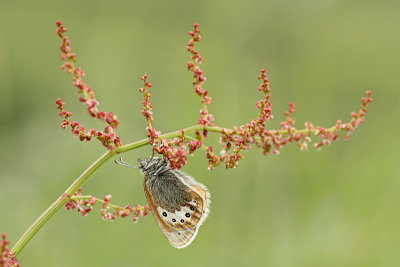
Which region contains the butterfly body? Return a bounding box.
[137,157,210,249]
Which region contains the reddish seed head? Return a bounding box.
[55,21,122,150]
[54,21,372,172]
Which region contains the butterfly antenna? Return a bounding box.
[114,157,138,169]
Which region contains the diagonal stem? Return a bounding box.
[10,123,324,257]
[11,150,114,256]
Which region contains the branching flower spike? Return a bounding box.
[6,21,372,263]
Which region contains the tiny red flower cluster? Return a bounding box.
[63,189,150,222]
[64,189,96,217]
[139,74,154,125]
[100,195,150,222]
[55,20,122,150]
[138,23,373,170]
[187,23,214,127]
[139,74,162,148]
[139,24,221,169]
[208,74,371,169]
[208,69,275,169]
[54,21,372,172]
[56,98,121,149]
[100,194,119,220]
[256,68,273,121]
[0,233,19,267]
[313,90,373,149]
[139,74,191,169]
[153,134,188,170]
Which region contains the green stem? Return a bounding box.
[11,150,114,256]
[70,195,147,211]
[10,123,325,257]
[115,124,223,153]
[71,195,121,210]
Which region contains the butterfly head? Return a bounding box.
[136,157,169,177]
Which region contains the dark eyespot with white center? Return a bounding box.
[190,207,195,211]
[172,219,176,222]
[180,219,184,223]
[162,212,167,217]
[185,213,190,218]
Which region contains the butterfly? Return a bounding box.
[115,157,210,248]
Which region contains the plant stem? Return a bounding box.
[11,150,114,256]
[115,124,219,153]
[10,123,325,257]
[71,195,121,210]
[70,195,147,211]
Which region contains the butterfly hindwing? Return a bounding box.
[144,170,210,249]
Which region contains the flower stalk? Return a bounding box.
[11,150,114,256]
[6,21,372,264]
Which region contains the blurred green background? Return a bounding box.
[0,0,399,266]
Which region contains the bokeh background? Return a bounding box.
[0,0,399,266]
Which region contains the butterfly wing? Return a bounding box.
[144,171,210,249]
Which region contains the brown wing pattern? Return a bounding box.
[144,184,172,233]
[144,181,210,248]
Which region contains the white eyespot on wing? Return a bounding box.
[159,205,200,229]
[171,170,211,224]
